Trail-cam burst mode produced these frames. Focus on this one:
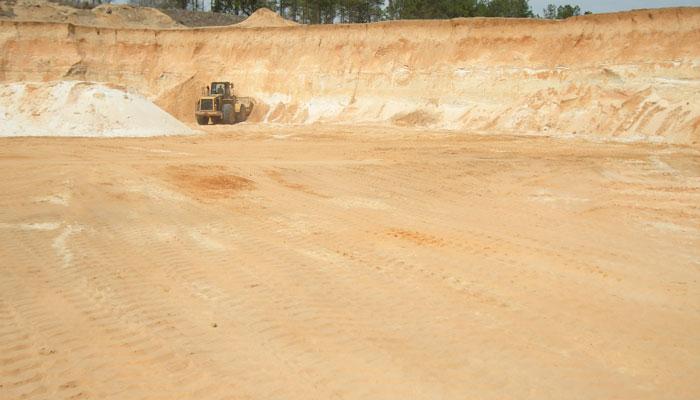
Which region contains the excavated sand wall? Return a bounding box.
[1,8,699,144]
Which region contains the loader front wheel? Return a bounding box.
[196,115,208,125]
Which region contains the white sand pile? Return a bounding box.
[237,8,297,28]
[0,81,192,137]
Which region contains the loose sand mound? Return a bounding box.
[1,8,699,144]
[0,0,180,28]
[236,8,297,28]
[0,81,192,137]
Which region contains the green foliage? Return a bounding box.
[386,0,535,19]
[556,4,581,18]
[189,0,587,22]
[542,3,583,19]
[387,0,479,19]
[273,0,383,23]
[212,0,276,14]
[542,3,556,19]
[482,0,533,18]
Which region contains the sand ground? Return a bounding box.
[1,125,699,399]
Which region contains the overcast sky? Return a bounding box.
[529,0,700,14]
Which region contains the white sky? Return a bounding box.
[529,0,700,14]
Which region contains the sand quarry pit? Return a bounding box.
[1,6,700,400]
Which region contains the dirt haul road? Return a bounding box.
[0,125,699,399]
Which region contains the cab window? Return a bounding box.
[211,83,225,95]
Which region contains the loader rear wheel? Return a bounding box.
[236,105,247,123]
[222,104,233,124]
[196,115,208,125]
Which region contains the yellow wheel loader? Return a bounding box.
[195,82,253,125]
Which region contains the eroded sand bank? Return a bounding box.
[1,8,698,143]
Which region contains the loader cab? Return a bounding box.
[210,82,232,98]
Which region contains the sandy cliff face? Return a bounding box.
[0,8,698,144]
